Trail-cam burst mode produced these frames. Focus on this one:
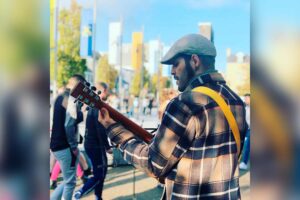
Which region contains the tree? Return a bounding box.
[56,0,87,87]
[151,65,172,98]
[130,67,150,96]
[95,55,118,89]
[150,73,159,94]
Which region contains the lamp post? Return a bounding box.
[118,18,124,112]
[137,26,144,120]
[92,0,97,84]
[52,0,59,95]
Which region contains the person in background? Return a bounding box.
[107,93,119,110]
[148,98,154,115]
[50,151,91,189]
[74,82,112,200]
[50,74,85,200]
[127,95,134,117]
[133,97,139,116]
[142,97,148,115]
[240,93,251,170]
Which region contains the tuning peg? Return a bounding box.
[97,90,102,95]
[78,102,83,107]
[91,86,96,91]
[85,82,91,87]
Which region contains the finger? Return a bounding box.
[100,108,109,119]
[98,110,103,122]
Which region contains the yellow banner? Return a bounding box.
[50,0,56,49]
[131,32,143,70]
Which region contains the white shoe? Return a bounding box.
[73,190,82,200]
[239,162,248,170]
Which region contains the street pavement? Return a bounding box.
[76,166,249,200]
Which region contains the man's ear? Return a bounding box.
[191,54,201,69]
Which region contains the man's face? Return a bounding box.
[66,77,78,90]
[97,84,108,101]
[171,57,194,92]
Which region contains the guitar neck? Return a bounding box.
[96,101,153,143]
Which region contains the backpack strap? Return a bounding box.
[192,86,241,156]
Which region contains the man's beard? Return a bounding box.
[184,57,196,78]
[178,57,195,91]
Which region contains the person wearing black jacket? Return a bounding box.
[74,82,112,200]
[50,74,85,200]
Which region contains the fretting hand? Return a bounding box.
[98,108,116,128]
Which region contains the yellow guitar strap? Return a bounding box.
[192,86,241,156]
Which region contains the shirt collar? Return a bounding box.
[184,70,226,91]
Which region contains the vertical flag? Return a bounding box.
[50,0,56,49]
[80,9,93,57]
[50,0,57,83]
[131,32,143,70]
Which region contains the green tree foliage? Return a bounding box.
[96,55,118,89]
[50,51,55,81]
[150,66,172,97]
[1,0,48,75]
[130,71,141,96]
[165,78,172,88]
[130,67,150,96]
[56,0,87,87]
[150,73,158,94]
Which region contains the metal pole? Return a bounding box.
[53,0,59,95]
[119,17,123,112]
[92,0,97,84]
[138,26,144,120]
[156,38,162,113]
[133,168,136,200]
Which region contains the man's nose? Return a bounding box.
[171,66,176,75]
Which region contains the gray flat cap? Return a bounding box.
[161,34,217,65]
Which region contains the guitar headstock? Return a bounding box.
[70,81,101,108]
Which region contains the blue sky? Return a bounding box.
[61,0,250,73]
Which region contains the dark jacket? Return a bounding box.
[50,94,83,152]
[84,108,110,149]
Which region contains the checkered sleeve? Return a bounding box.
[107,99,195,178]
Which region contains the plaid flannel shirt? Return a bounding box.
[107,72,248,200]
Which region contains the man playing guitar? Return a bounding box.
[76,34,248,200]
